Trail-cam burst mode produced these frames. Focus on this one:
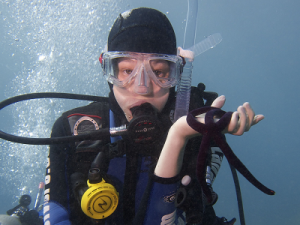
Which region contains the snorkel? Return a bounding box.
[174,0,198,121]
[174,1,222,121]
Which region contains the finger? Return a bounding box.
[243,102,254,131]
[227,111,239,133]
[233,106,247,136]
[253,114,265,125]
[243,102,265,127]
[195,113,205,124]
[211,95,226,108]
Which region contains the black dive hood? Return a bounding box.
[0,92,166,145]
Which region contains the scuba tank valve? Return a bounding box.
[0,195,30,225]
[2,194,42,225]
[6,195,31,218]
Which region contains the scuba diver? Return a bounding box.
[43,7,264,225]
[0,194,43,225]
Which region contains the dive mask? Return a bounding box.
[100,51,183,94]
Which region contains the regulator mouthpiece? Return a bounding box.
[127,103,162,144]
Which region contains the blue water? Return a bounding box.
[0,0,299,224]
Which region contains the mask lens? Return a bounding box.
[149,59,171,83]
[103,53,139,87]
[115,58,137,81]
[148,57,181,88]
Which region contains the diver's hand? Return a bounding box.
[170,95,264,138]
[211,95,264,135]
[154,95,264,178]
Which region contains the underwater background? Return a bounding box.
[0,0,299,224]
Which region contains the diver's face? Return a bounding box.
[113,58,170,121]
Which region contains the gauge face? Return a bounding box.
[70,115,103,148]
[73,116,100,136]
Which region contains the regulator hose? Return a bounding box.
[229,163,246,225]
[0,92,111,145]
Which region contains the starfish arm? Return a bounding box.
[213,132,275,195]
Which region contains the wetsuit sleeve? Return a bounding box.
[44,116,72,225]
[142,175,184,225]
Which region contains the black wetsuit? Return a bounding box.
[43,86,219,225]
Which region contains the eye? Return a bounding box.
[153,70,163,77]
[117,58,137,80]
[150,60,170,78]
[124,69,133,75]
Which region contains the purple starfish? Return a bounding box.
[186,106,275,203]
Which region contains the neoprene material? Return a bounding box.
[108,8,177,55]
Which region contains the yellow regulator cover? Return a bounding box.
[81,179,119,219]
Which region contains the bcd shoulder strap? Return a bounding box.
[61,100,111,174]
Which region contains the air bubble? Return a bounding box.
[1,0,121,205]
[38,55,46,61]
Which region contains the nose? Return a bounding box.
[134,65,151,95]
